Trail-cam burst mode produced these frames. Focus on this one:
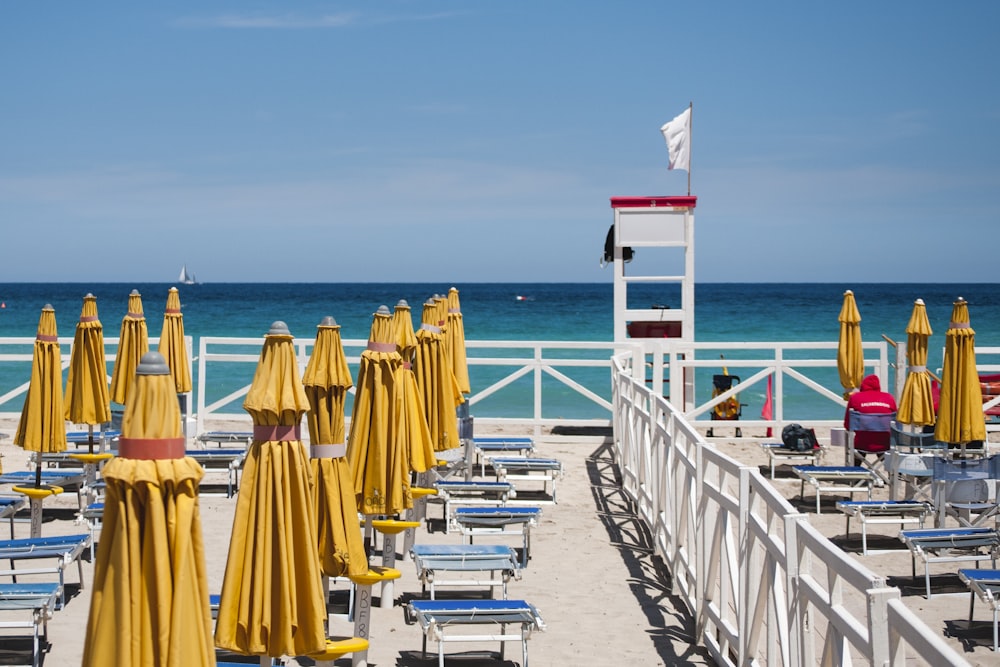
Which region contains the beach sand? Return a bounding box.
[0,419,996,666]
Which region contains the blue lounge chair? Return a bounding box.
[410,544,521,599]
[453,506,542,567]
[958,568,1000,652]
[0,582,61,667]
[0,533,92,606]
[408,598,545,667]
[899,527,1000,599]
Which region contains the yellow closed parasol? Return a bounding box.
[82,351,215,666]
[215,322,327,659]
[303,316,367,578]
[64,293,112,453]
[414,298,464,452]
[446,287,471,395]
[346,305,411,517]
[393,299,435,475]
[934,298,986,447]
[109,289,150,406]
[13,304,67,534]
[837,289,864,399]
[897,299,935,427]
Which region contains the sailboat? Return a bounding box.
[178,265,198,285]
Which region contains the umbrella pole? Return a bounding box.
[34,460,42,488]
[88,424,95,455]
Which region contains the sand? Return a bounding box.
[0,420,996,666]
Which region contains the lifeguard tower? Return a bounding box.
[608,195,697,406]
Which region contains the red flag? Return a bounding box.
[761,374,774,437]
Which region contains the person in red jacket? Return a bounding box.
[844,374,897,452]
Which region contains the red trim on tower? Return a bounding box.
[610,196,697,209]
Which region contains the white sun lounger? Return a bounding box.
[958,568,1000,652]
[899,527,1000,599]
[759,442,822,479]
[433,481,513,533]
[489,457,563,504]
[408,598,545,667]
[195,431,253,448]
[474,437,535,476]
[0,582,61,667]
[836,500,932,555]
[792,465,876,514]
[452,506,542,568]
[186,448,247,498]
[76,502,104,559]
[0,497,26,539]
[0,533,92,606]
[410,544,521,600]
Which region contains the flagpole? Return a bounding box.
[687,101,692,196]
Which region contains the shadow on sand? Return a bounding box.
[586,441,714,666]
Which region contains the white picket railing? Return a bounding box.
[610,350,970,665]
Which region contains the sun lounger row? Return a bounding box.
[407,435,549,666]
[0,534,91,667]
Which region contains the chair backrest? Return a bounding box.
[848,410,895,433]
[932,455,992,482]
[947,478,991,503]
[889,422,942,451]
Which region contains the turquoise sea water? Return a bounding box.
[2,282,999,421]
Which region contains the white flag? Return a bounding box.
[660,107,691,171]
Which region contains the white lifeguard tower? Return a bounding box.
[608,195,697,406]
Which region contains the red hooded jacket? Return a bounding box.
[844,374,897,451]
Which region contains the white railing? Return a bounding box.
[6,337,1000,440]
[610,350,970,666]
[194,337,620,436]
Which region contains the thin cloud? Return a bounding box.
[173,13,359,29]
[173,10,464,30]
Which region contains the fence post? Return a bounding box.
[868,581,897,667]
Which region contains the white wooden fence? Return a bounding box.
[610,349,969,665]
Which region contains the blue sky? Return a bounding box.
[2,2,998,283]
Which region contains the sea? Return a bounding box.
[1,282,999,422]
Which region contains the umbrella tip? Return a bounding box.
[425,298,436,306]
[376,305,391,316]
[268,321,292,336]
[915,298,925,306]
[84,293,95,299]
[956,296,966,303]
[844,289,853,296]
[395,299,409,309]
[42,303,53,311]
[169,286,178,292]
[136,351,170,375]
[319,315,337,327]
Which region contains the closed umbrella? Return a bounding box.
[303,316,367,578]
[158,287,192,433]
[346,305,411,517]
[446,287,471,395]
[64,293,112,453]
[837,289,864,399]
[110,289,150,406]
[393,300,435,475]
[15,305,67,475]
[13,305,67,535]
[897,299,935,427]
[414,299,464,452]
[934,297,986,447]
[82,351,215,666]
[215,322,327,660]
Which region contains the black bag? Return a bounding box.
[781,424,817,452]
